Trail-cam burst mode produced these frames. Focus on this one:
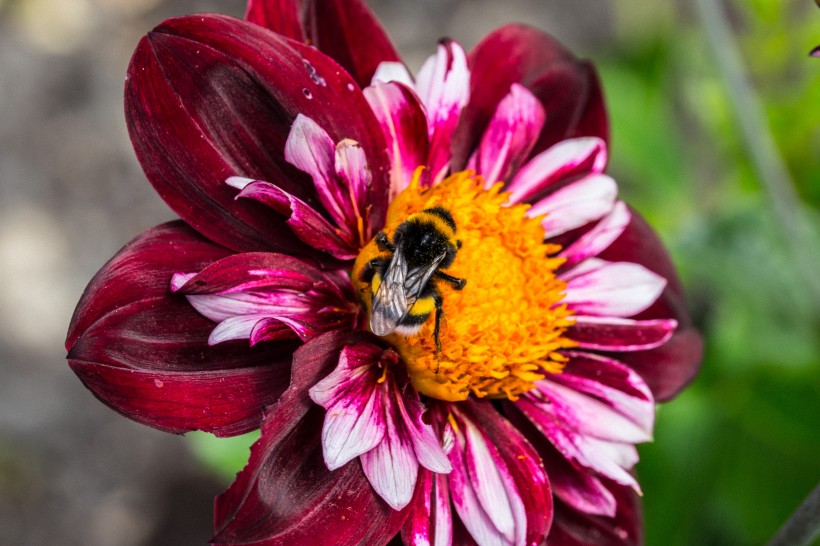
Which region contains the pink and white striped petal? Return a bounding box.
[402,470,453,546]
[558,201,631,268]
[309,343,387,470]
[229,177,359,259]
[528,174,618,238]
[562,259,667,318]
[448,410,527,546]
[171,253,358,346]
[506,137,608,204]
[517,354,654,491]
[371,61,415,87]
[284,114,359,234]
[415,40,470,183]
[334,139,372,241]
[311,342,450,510]
[364,81,430,199]
[467,83,545,188]
[568,316,678,351]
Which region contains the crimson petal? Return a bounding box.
[214,330,408,546]
[67,222,293,437]
[452,24,609,171]
[245,0,304,41]
[548,481,642,546]
[246,0,401,88]
[598,209,703,402]
[126,14,390,253]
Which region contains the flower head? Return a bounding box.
[66,1,703,544]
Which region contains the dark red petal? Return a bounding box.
[462,400,554,546]
[66,222,295,436]
[214,330,407,546]
[301,0,401,88]
[452,24,609,170]
[245,0,304,41]
[126,14,390,253]
[548,481,642,546]
[598,209,703,402]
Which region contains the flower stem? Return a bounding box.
[767,483,820,546]
[694,0,820,306]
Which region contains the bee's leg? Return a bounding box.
[359,258,386,283]
[375,231,395,252]
[435,271,466,290]
[433,292,444,354]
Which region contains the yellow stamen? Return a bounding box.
[352,170,577,402]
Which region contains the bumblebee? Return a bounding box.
[360,207,466,351]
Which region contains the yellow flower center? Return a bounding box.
[352,170,576,402]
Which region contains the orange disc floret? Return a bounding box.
[353,170,576,402]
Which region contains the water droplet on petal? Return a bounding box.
[303,59,327,86]
[303,88,313,99]
[347,83,355,91]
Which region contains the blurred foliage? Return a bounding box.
[189,1,820,544]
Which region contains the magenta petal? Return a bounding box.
[237,179,359,259]
[506,137,608,206]
[416,40,471,183]
[244,0,303,41]
[468,83,545,188]
[559,202,631,269]
[453,24,609,170]
[568,316,677,352]
[66,222,294,437]
[402,470,453,546]
[364,82,430,199]
[126,14,389,252]
[300,0,402,87]
[214,331,408,545]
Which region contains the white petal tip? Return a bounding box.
[225,176,254,190]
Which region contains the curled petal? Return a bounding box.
[234,178,360,259]
[126,15,389,253]
[549,480,642,546]
[172,251,358,346]
[506,137,608,205]
[67,222,294,437]
[468,83,545,188]
[529,174,617,238]
[562,260,667,318]
[364,81,430,199]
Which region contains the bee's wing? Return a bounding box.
[370,248,411,335]
[369,249,447,336]
[404,252,447,298]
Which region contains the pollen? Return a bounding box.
[353,170,576,402]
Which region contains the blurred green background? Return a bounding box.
[0,0,817,544]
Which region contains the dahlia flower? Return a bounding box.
[66,1,703,544]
